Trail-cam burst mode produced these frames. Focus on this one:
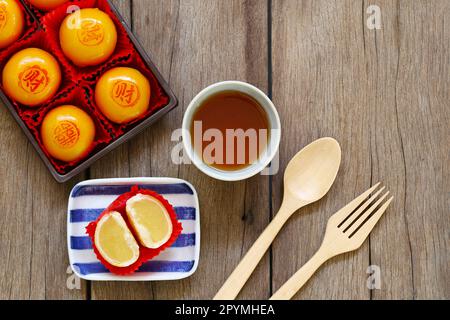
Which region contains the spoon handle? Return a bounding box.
[213,203,297,300]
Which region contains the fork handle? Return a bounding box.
[270,248,330,300]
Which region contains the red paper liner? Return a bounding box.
[78,82,115,135]
[21,0,42,17]
[22,1,82,16]
[26,84,113,174]
[0,0,39,62]
[86,186,184,275]
[0,29,75,120]
[21,0,46,18]
[41,0,134,82]
[85,51,171,138]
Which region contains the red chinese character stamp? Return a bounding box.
[53,121,80,148]
[112,80,140,107]
[19,66,49,95]
[0,4,7,30]
[77,20,104,46]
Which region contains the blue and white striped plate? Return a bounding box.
[67,178,200,281]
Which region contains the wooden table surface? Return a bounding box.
[0,0,448,300]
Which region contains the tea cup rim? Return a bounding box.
[182,81,281,182]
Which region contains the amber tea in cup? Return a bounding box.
[190,90,270,171]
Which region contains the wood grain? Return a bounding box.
[365,0,450,300]
[271,0,449,300]
[0,29,87,302]
[0,105,87,300]
[271,0,373,300]
[0,0,447,300]
[91,0,270,300]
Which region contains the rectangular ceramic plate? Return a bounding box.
[67,178,200,281]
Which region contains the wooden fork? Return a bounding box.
[270,183,393,300]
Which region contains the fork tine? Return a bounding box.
[345,192,390,235]
[349,196,394,242]
[339,186,386,231]
[332,183,382,225]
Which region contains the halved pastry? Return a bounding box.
[126,194,174,249]
[94,211,140,268]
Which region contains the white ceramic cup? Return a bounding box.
[182,81,281,181]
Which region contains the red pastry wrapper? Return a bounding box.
[41,0,134,82]
[85,51,171,138]
[26,85,113,174]
[0,0,38,62]
[86,186,184,275]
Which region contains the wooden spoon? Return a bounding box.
[213,137,342,300]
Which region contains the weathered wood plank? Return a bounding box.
[366,0,450,300]
[0,99,87,300]
[271,0,373,300]
[27,166,87,299]
[272,0,449,300]
[91,0,270,300]
[0,102,32,299]
[0,134,88,299]
[0,18,87,303]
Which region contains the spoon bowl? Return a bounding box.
[284,137,342,206]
